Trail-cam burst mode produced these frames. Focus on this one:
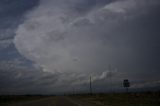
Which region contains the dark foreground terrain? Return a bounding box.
[0,96,102,106]
[0,92,160,106]
[74,92,160,106]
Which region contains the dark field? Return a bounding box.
[0,95,49,106]
[72,92,160,106]
[0,92,160,106]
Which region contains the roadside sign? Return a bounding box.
[123,79,130,87]
[123,79,130,92]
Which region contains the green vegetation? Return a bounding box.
[0,95,47,106]
[74,92,160,106]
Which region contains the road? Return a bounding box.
[6,96,103,106]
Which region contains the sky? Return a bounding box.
[0,0,160,95]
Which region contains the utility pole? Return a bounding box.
[73,87,75,95]
[108,65,113,92]
[90,76,92,95]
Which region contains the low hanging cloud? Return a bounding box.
[13,0,160,87]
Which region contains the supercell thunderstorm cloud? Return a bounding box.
[0,0,160,94]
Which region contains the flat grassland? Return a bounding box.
[72,92,160,106]
[0,95,48,106]
[0,92,160,106]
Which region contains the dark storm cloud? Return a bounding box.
[70,0,114,13]
[0,0,39,61]
[0,0,39,40]
[108,6,160,79]
[0,0,41,94]
[0,67,59,95]
[0,0,160,94]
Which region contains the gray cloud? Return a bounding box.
[1,0,158,93]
